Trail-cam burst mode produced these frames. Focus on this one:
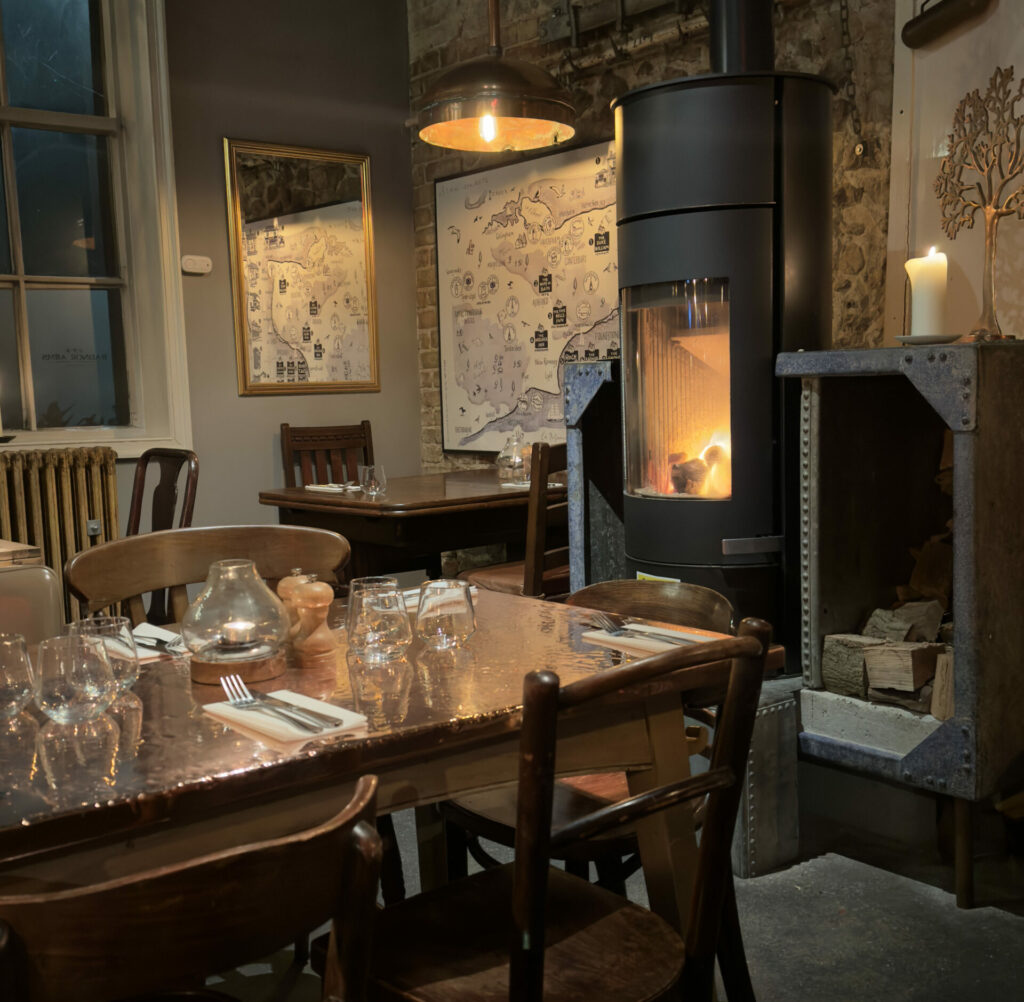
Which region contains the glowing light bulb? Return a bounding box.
[479,113,497,143]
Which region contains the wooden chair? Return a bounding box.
[65,524,350,624]
[461,442,569,599]
[0,775,380,1002]
[126,447,200,622]
[369,620,770,1002]
[440,579,756,1000]
[281,421,374,487]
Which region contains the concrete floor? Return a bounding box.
[212,805,1024,1001]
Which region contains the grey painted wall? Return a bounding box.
[135,0,419,529]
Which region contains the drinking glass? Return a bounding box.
[68,615,140,692]
[360,464,387,498]
[415,580,476,649]
[346,576,411,660]
[0,633,35,718]
[35,635,116,723]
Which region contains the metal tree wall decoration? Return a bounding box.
[935,65,1024,341]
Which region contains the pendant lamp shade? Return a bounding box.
[417,0,576,152]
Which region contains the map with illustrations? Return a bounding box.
[241,200,374,389]
[436,141,619,451]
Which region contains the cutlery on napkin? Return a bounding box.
[581,622,708,657]
[132,623,187,661]
[203,690,367,751]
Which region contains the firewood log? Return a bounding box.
[863,641,942,693]
[821,634,882,698]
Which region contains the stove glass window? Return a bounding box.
[623,278,731,500]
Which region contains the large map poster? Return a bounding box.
[240,200,375,390]
[436,141,619,451]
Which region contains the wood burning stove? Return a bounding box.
[610,8,833,644]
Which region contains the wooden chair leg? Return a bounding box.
[716,872,756,1002]
[377,814,406,905]
[444,815,470,881]
[564,858,590,881]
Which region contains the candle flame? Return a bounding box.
[928,246,937,256]
[479,114,497,143]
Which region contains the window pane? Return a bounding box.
[13,128,117,277]
[27,288,128,427]
[0,288,22,429]
[1,0,105,115]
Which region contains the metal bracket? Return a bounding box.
[898,347,977,432]
[722,535,783,556]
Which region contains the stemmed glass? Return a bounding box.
[34,634,117,724]
[415,580,476,649]
[346,576,411,661]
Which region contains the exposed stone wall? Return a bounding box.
[408,0,896,469]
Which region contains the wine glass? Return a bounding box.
[69,615,140,693]
[0,633,35,718]
[360,464,387,498]
[415,580,476,649]
[34,635,117,724]
[346,576,411,660]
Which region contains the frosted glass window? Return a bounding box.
[0,289,21,429]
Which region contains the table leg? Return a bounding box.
[627,692,699,936]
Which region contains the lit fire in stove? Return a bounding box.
[665,429,732,499]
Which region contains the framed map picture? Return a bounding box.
[435,140,619,451]
[224,140,379,395]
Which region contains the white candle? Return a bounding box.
[904,247,947,338]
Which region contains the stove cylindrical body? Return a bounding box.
[612,72,832,637]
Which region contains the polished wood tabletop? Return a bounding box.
[259,468,566,577]
[0,592,774,932]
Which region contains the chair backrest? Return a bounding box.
[0,775,381,1002]
[125,448,199,536]
[522,442,569,598]
[0,565,62,643]
[565,578,735,635]
[510,618,770,1000]
[281,421,374,488]
[65,524,351,624]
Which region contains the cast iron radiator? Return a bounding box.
[0,447,119,620]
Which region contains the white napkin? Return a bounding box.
[402,585,478,611]
[304,483,347,493]
[581,622,708,657]
[203,689,367,751]
[132,623,186,662]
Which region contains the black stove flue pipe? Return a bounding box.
[710,0,774,74]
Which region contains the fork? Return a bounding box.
[589,611,692,646]
[219,675,325,733]
[222,674,343,728]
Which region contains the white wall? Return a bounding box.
[885,0,1024,342]
[126,0,420,529]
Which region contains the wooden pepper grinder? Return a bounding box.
[292,578,339,666]
[277,568,311,641]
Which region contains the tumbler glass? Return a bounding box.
[346,576,411,660]
[359,464,387,498]
[35,635,116,724]
[415,580,475,649]
[68,615,140,692]
[0,633,35,718]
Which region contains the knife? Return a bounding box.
[243,692,344,728]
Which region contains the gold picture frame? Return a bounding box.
[224,139,379,395]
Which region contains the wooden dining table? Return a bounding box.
[258,468,566,578]
[0,591,777,936]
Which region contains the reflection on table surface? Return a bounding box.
[0,591,725,861]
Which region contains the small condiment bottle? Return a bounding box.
[277,567,312,640]
[292,578,339,662]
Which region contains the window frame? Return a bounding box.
[0,0,191,457]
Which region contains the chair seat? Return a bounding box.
[460,560,571,597]
[371,863,685,1002]
[444,774,636,860]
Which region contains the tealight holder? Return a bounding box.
[181,559,290,684]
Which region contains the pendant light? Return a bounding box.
[417,0,576,153]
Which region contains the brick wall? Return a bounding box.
[408,0,895,471]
